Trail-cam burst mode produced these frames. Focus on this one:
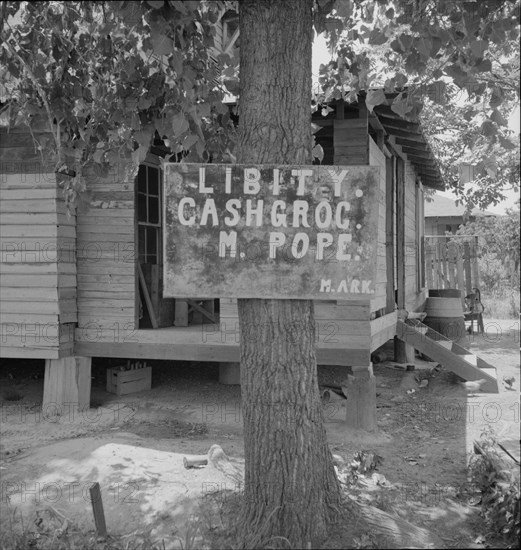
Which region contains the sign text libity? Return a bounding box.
[163,163,380,299]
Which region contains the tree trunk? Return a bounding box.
[237,1,341,547]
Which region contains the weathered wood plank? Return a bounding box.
[77,263,135,275]
[1,334,64,348]
[0,225,76,238]
[74,331,370,365]
[334,119,368,129]
[0,188,57,200]
[1,251,75,263]
[0,346,60,359]
[1,274,76,287]
[0,263,76,275]
[0,199,63,213]
[77,209,134,218]
[0,313,59,324]
[0,299,76,314]
[76,232,134,242]
[0,173,56,189]
[88,191,134,201]
[78,216,134,227]
[87,200,133,210]
[0,287,75,300]
[77,289,134,299]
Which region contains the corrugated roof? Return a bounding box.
[425,193,497,218]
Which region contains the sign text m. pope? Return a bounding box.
[163,163,379,300]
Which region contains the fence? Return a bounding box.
[424,235,480,300]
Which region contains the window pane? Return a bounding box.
[138,192,147,222]
[149,196,159,224]
[137,165,147,193]
[148,167,159,196]
[147,227,158,263]
[138,226,146,263]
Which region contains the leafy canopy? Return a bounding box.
[1,0,519,207]
[0,0,237,201]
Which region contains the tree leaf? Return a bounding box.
[365,89,386,112]
[470,39,487,60]
[498,136,516,150]
[489,110,508,126]
[151,34,173,56]
[390,94,409,118]
[172,112,189,136]
[480,120,496,137]
[147,1,164,8]
[312,143,324,162]
[368,29,387,46]
[183,133,199,150]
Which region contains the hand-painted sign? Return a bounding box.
[163,163,380,299]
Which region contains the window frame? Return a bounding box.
[137,162,162,265]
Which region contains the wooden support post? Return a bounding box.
[471,236,480,288]
[463,242,472,296]
[138,264,158,328]
[43,356,91,413]
[425,239,434,289]
[385,156,395,314]
[219,362,240,385]
[336,98,344,120]
[89,482,107,537]
[394,335,416,363]
[376,129,385,150]
[345,364,377,432]
[394,157,415,363]
[174,299,189,326]
[456,253,465,308]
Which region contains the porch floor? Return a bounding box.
[74,312,398,365]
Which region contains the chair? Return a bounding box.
[464,288,485,334]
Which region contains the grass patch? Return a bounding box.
[469,428,520,548]
[0,505,170,550]
[481,289,520,319]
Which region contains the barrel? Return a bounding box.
[424,289,468,344]
[428,289,462,299]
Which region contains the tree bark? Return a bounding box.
[237,1,341,547]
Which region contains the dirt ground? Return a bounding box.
[0,318,519,548]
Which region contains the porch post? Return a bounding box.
[394,156,415,364]
[43,356,92,413]
[344,363,377,432]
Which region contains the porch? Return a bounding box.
[74,312,398,366]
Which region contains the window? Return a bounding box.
[137,164,161,265]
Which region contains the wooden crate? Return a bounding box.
[106,366,152,396]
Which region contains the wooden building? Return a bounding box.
[0,95,442,402]
[1,8,499,434]
[1,92,500,429]
[425,192,497,236]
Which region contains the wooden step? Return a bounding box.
[396,320,498,393]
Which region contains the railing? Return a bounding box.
[424,235,480,298]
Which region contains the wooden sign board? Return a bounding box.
[163,164,380,299]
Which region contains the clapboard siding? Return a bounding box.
[76,161,136,331]
[333,119,369,165]
[402,158,424,311]
[0,127,77,358]
[368,137,387,313]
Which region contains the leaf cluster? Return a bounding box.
[316,0,520,207]
[0,0,237,200]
